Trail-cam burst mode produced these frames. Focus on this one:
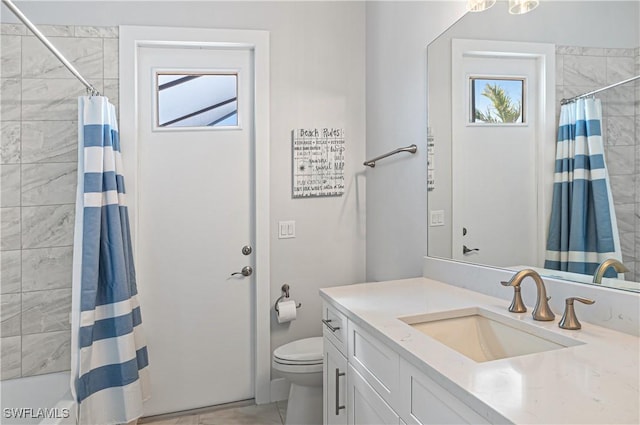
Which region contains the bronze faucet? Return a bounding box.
[501,269,555,321]
[592,259,629,284]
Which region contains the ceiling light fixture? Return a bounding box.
[508,0,540,15]
[467,0,497,13]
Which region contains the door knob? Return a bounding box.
[231,266,253,277]
[463,245,479,255]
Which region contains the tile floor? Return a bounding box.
[139,401,288,425]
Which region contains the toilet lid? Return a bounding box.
[273,337,323,363]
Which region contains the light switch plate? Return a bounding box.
[429,210,445,227]
[278,220,296,239]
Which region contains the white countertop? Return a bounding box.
[319,277,640,424]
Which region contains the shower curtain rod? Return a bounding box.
[560,74,640,105]
[1,0,101,95]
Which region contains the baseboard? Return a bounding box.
[139,399,254,423]
[270,378,290,402]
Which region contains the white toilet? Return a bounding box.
[272,337,324,425]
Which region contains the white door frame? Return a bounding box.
[451,38,556,267]
[119,25,271,404]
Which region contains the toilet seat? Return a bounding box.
[272,361,323,374]
[273,337,323,365]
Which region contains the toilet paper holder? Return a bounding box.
[274,283,302,312]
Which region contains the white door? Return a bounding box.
[137,45,254,416]
[452,41,544,269]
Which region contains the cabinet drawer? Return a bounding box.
[348,364,400,425]
[399,359,489,425]
[323,303,348,356]
[348,320,399,410]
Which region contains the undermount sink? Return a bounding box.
[399,307,583,362]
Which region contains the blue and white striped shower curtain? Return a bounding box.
[544,98,623,278]
[71,96,150,424]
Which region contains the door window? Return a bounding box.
[469,77,525,124]
[156,72,238,128]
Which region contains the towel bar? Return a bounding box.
[364,144,417,168]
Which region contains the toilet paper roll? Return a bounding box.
[277,300,297,323]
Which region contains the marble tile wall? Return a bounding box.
[0,24,119,380]
[556,45,639,282]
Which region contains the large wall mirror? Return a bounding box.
[427,0,639,292]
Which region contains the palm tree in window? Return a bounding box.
[475,83,521,123]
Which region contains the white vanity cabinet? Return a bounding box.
[321,278,640,424]
[322,302,490,425]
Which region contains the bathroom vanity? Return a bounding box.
[320,278,640,424]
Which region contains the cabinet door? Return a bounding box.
[348,365,399,425]
[325,337,348,425]
[348,320,399,409]
[399,359,489,425]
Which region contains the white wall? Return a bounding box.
[365,1,467,281]
[2,0,366,360]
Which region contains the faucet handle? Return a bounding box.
[559,297,595,330]
[569,297,595,305]
[500,279,526,313]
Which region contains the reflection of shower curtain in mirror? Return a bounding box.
[544,98,623,278]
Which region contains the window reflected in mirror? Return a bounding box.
[156,73,238,128]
